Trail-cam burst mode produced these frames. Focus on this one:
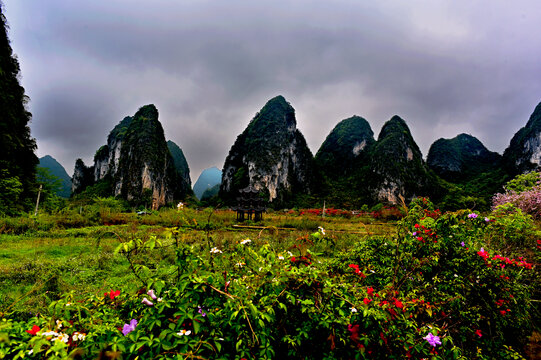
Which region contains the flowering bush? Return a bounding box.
[0,198,537,359]
[493,171,541,220]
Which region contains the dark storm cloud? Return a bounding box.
[3,0,541,181]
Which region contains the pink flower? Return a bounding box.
[142,298,154,307]
[122,319,138,336]
[423,333,441,347]
[147,289,157,300]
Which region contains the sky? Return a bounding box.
[3,0,541,183]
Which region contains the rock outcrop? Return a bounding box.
[72,105,192,207]
[369,116,441,204]
[220,95,314,207]
[503,102,541,175]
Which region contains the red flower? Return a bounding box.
[475,329,482,337]
[500,310,507,316]
[348,324,360,341]
[363,297,372,305]
[367,287,374,296]
[26,325,40,336]
[291,257,296,262]
[394,299,403,309]
[105,290,121,300]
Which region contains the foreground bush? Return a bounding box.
[0,199,538,359]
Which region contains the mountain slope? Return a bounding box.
[38,155,72,198]
[193,167,222,200]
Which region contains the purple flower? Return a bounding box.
[198,306,207,317]
[147,289,157,300]
[460,241,465,247]
[122,319,138,336]
[485,217,490,222]
[142,298,154,307]
[468,213,478,219]
[423,333,441,347]
[412,232,418,236]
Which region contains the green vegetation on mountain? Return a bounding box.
[426,134,505,210]
[72,105,192,207]
[201,183,220,201]
[220,96,314,208]
[38,155,71,198]
[116,105,191,205]
[427,133,501,182]
[369,116,444,204]
[0,6,38,215]
[167,140,191,189]
[315,115,375,177]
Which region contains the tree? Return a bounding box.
[0,4,38,215]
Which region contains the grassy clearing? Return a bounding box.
[0,209,395,319]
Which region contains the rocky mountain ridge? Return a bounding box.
[72,104,192,207]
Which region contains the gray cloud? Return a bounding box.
[3,0,541,182]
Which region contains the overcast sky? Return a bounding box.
[3,0,541,183]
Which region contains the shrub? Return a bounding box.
[0,199,536,359]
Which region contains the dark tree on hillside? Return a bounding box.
[0,4,38,215]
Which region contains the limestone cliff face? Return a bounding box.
[71,105,192,206]
[427,133,501,183]
[71,158,94,195]
[220,95,314,207]
[369,116,441,204]
[503,102,541,175]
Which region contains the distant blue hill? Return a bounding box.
[38,155,72,198]
[193,167,222,200]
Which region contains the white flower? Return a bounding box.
[350,307,358,313]
[72,332,86,341]
[177,202,184,209]
[235,262,244,267]
[240,238,251,245]
[287,251,294,257]
[454,274,458,278]
[278,255,284,260]
[177,329,192,336]
[157,298,163,302]
[28,349,33,355]
[56,333,69,343]
[210,247,223,254]
[318,226,326,235]
[56,320,62,329]
[42,331,59,337]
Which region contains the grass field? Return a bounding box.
[0,208,396,319]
